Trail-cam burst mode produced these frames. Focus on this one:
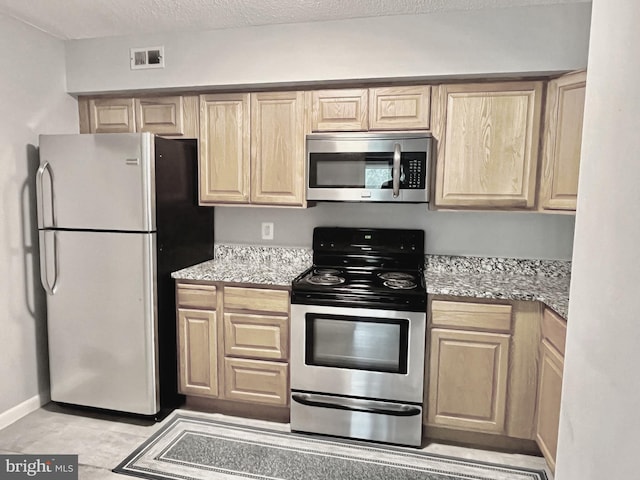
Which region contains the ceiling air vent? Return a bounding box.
[130,46,164,70]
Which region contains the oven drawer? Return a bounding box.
[291,392,422,446]
[223,358,289,406]
[223,312,289,360]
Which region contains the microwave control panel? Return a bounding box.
[405,157,426,189]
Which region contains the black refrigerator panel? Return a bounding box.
[154,136,214,409]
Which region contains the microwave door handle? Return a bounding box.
[392,143,401,198]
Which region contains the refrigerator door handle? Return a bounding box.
[39,230,58,295]
[36,161,54,229]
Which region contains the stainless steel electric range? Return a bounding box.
[290,227,427,447]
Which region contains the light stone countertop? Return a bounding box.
[171,245,571,319]
[171,244,312,287]
[425,271,570,319]
[171,258,310,287]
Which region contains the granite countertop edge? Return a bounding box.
[172,248,570,319]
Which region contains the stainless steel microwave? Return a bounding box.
[306,132,432,203]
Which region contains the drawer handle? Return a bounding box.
[292,393,421,417]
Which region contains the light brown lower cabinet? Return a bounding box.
[428,328,511,433]
[426,298,542,444]
[177,308,218,397]
[427,300,513,434]
[535,308,567,473]
[176,281,290,407]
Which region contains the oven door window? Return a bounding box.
[305,313,409,374]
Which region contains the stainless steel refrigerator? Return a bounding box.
[36,133,214,416]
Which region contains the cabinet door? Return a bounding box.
[539,71,586,211]
[135,96,185,136]
[89,98,136,133]
[536,339,564,473]
[433,82,543,208]
[199,93,250,204]
[311,89,368,131]
[177,308,218,397]
[427,328,510,433]
[369,86,431,130]
[250,91,308,206]
[223,358,289,406]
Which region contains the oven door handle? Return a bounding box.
[291,393,421,417]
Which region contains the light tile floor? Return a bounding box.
[0,403,552,479]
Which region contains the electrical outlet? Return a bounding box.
[261,222,274,240]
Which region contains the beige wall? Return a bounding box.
[215,205,576,260]
[0,14,78,426]
[557,0,640,478]
[64,3,591,94]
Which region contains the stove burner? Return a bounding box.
[307,274,345,286]
[384,279,417,290]
[378,272,416,281]
[314,268,342,275]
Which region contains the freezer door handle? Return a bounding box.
[291,393,421,417]
[39,230,58,295]
[36,161,54,229]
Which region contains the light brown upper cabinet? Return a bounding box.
[135,96,197,137]
[312,89,368,131]
[311,86,431,132]
[539,71,587,212]
[250,91,309,206]
[432,81,543,208]
[369,86,431,130]
[87,98,136,133]
[80,95,198,137]
[199,91,309,207]
[199,93,251,204]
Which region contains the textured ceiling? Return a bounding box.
[0,0,589,40]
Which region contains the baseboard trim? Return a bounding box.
[0,391,50,430]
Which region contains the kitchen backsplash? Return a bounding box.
[214,244,312,266]
[214,244,571,277]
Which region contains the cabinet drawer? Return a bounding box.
[223,287,289,314]
[223,358,289,406]
[177,283,217,310]
[541,308,567,356]
[431,300,512,332]
[224,312,288,360]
